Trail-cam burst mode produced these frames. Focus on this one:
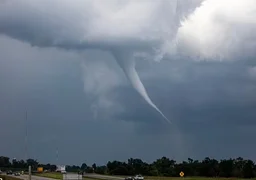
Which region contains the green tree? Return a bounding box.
[0,156,10,167]
[243,160,255,178]
[219,159,234,177]
[81,163,87,171]
[26,158,39,170]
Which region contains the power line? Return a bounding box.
[24,111,32,180]
[25,111,28,161]
[56,145,59,165]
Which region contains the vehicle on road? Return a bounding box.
[14,172,21,176]
[6,170,13,175]
[125,177,134,180]
[133,175,144,180]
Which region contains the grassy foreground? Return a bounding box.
[0,175,22,180]
[33,172,63,179]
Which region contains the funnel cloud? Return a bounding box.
[113,50,171,123]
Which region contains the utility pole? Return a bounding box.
[56,146,59,180]
[25,111,31,180]
[25,111,28,161]
[29,165,31,180]
[56,146,59,166]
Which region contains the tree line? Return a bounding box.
[1,156,256,178]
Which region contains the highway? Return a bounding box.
[84,173,124,180]
[5,173,125,180]
[6,175,55,180]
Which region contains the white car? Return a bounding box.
[14,172,21,176]
[133,175,144,180]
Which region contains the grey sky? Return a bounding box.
[0,0,256,166]
[1,35,256,165]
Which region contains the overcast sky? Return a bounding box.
[0,0,256,166]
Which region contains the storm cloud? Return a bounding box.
[0,0,256,164]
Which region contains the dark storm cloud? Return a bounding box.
[1,0,256,165]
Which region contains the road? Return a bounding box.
[6,175,56,180]
[84,173,124,180]
[6,173,124,180]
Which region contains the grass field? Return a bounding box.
[33,172,63,179]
